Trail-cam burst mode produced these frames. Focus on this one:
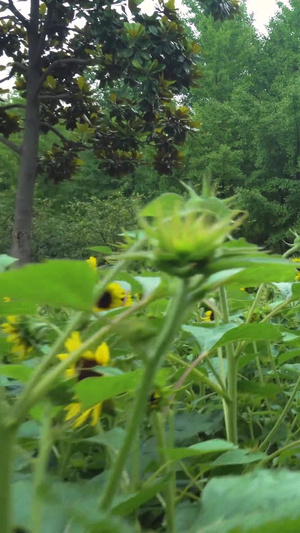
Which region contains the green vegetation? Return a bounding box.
[1,185,300,532]
[3,0,300,531]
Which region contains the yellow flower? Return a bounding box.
[3,297,11,303]
[57,331,110,379]
[64,401,102,428]
[87,256,97,270]
[292,258,300,263]
[95,282,133,311]
[296,272,300,282]
[58,331,110,428]
[1,316,32,359]
[240,288,246,292]
[201,310,213,322]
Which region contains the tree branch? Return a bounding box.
[0,136,21,154]
[40,121,70,143]
[38,58,94,89]
[40,121,91,150]
[7,0,29,26]
[0,104,25,111]
[37,0,56,57]
[38,93,70,100]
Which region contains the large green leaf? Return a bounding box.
[163,440,236,461]
[12,477,131,533]
[190,469,300,532]
[76,368,170,410]
[75,370,143,410]
[210,449,266,467]
[183,323,282,352]
[220,258,295,287]
[0,260,96,311]
[182,323,237,352]
[0,364,33,382]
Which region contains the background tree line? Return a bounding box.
[1,0,299,259]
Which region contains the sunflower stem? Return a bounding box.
[99,279,189,511]
[152,411,176,533]
[219,286,238,444]
[0,415,17,533]
[31,401,53,533]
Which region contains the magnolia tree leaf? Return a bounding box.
[189,469,300,532]
[0,260,96,310]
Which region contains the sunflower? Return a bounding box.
[201,310,213,322]
[1,315,33,359]
[95,282,133,311]
[57,331,110,427]
[291,258,300,281]
[3,297,11,303]
[87,256,97,270]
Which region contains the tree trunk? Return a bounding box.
[11,0,40,264]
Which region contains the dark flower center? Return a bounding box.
[77,358,102,381]
[97,290,112,309]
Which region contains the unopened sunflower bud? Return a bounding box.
[140,207,243,278]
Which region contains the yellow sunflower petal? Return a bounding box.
[91,403,102,426]
[64,402,81,421]
[57,353,69,362]
[73,407,93,428]
[65,331,82,353]
[66,366,76,379]
[2,324,16,335]
[7,316,18,324]
[82,350,95,361]
[95,342,110,366]
[6,333,19,343]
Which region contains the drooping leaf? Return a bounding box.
[0,364,33,383]
[0,260,96,310]
[163,439,236,461]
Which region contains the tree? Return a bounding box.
[0,0,240,263]
[181,1,259,193]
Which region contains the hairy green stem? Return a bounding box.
[32,402,53,533]
[99,280,189,510]
[245,284,264,324]
[0,426,16,533]
[152,412,175,533]
[258,439,300,467]
[260,374,300,451]
[265,340,281,388]
[219,286,238,444]
[167,353,230,400]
